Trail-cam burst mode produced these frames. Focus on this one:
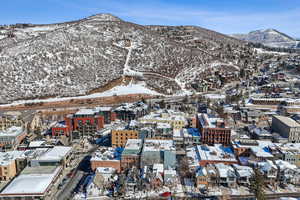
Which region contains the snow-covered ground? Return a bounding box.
[0,82,162,107]
[254,48,288,55]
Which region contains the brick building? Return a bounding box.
[196,113,231,145]
[90,147,121,172]
[111,129,139,147]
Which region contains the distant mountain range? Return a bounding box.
[231,29,300,49]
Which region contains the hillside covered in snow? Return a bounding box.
[231,29,300,49]
[0,14,259,104]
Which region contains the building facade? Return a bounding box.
[111,130,139,147]
[272,115,300,142]
[197,114,231,145]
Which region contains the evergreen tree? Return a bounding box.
[250,168,266,200]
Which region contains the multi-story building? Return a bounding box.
[114,102,148,121]
[0,151,26,181]
[30,146,73,169]
[0,126,27,150]
[197,113,231,145]
[0,114,24,131]
[139,110,187,130]
[51,121,71,137]
[196,144,238,166]
[90,147,121,172]
[111,129,139,147]
[71,109,105,135]
[140,139,176,169]
[0,165,62,200]
[271,115,300,142]
[121,139,142,170]
[97,107,116,124]
[270,143,300,167]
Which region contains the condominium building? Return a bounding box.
[111,129,139,147]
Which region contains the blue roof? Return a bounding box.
[263,146,271,153]
[114,147,124,160]
[187,128,201,137]
[58,121,66,125]
[220,146,234,154]
[239,157,249,165]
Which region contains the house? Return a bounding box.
[232,164,254,186]
[257,160,278,187]
[249,146,274,163]
[274,160,300,185]
[214,163,237,187]
[196,166,209,188]
[151,163,164,189]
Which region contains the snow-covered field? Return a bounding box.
[0,82,162,107]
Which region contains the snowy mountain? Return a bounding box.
[0,14,258,104]
[231,29,300,49]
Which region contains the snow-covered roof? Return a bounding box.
[157,123,171,129]
[274,160,297,170]
[75,108,97,116]
[232,164,254,177]
[0,151,25,166]
[251,146,273,158]
[35,146,72,162]
[273,115,300,127]
[196,144,237,162]
[28,140,46,148]
[124,139,142,150]
[96,167,116,174]
[143,139,175,152]
[198,113,228,128]
[0,126,25,137]
[214,163,236,178]
[91,147,119,161]
[153,163,164,173]
[96,106,113,112]
[258,160,278,172]
[205,94,226,100]
[1,166,61,195]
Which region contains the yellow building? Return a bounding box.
[111,130,139,147]
[139,111,187,130]
[0,151,25,181]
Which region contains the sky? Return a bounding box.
[1,0,300,38]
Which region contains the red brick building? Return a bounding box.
[196,113,231,145]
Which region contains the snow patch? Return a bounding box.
[0,82,162,107]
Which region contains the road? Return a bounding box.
[55,143,100,200]
[230,192,300,200]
